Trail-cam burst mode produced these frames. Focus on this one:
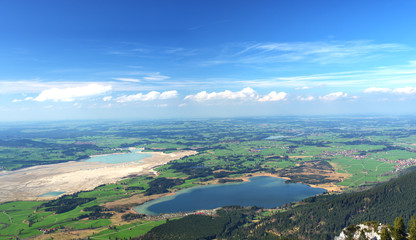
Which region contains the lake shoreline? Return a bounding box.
[114,172,341,216]
[1,147,340,208]
[85,147,152,164]
[133,176,326,216]
[0,150,197,203]
[239,172,343,193]
[122,172,341,217]
[87,147,142,159]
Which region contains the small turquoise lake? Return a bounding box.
[38,191,66,197]
[84,149,152,164]
[265,135,287,139]
[134,176,325,215]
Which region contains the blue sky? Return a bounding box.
[1,0,416,121]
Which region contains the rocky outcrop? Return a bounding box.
[335,222,384,240]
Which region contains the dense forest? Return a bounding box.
[41,193,96,214]
[138,206,263,240]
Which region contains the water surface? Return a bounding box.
[265,135,287,139]
[38,191,66,197]
[84,149,152,164]
[134,176,325,215]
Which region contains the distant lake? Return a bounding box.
[134,176,325,215]
[38,191,66,197]
[84,149,152,164]
[265,135,287,139]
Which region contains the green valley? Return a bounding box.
[1,116,416,239]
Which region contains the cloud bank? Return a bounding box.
[184,87,287,102]
[34,84,112,102]
[297,96,315,101]
[116,90,178,102]
[319,92,348,101]
[258,91,287,102]
[364,86,416,94]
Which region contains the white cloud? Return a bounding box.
[143,73,170,81]
[116,91,159,102]
[319,92,348,101]
[34,84,112,102]
[184,87,257,102]
[73,102,82,108]
[112,73,169,83]
[295,86,312,90]
[116,90,178,103]
[103,96,113,102]
[364,86,416,94]
[12,97,33,103]
[297,96,315,101]
[185,87,287,102]
[112,78,141,83]
[393,87,416,94]
[363,87,392,93]
[160,90,178,99]
[258,91,287,102]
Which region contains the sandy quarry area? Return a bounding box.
[0,150,197,203]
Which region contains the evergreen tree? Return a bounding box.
[358,229,367,240]
[380,227,391,240]
[392,217,406,240]
[409,216,416,240]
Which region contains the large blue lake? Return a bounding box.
[134,176,325,215]
[84,149,152,164]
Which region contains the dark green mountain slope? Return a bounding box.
[138,206,261,240]
[234,169,416,239]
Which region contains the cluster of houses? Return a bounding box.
[378,158,416,171]
[39,227,57,234]
[39,226,71,234]
[321,148,416,172]
[249,147,269,153]
[147,209,217,221]
[321,149,364,158]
